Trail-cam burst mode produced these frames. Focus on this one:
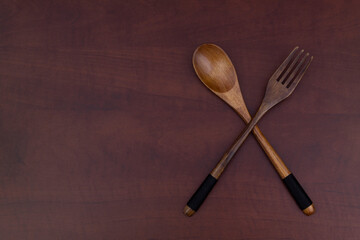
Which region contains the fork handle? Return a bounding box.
[184,109,266,217]
[184,174,217,216]
[184,173,314,217]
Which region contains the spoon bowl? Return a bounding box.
[193,44,250,122]
[185,44,315,216]
[193,44,236,93]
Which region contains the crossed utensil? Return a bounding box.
[184,44,314,216]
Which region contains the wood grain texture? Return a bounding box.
[192,43,293,180]
[0,0,359,239]
[185,45,313,216]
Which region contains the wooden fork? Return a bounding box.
[184,47,313,216]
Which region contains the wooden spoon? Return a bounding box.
[184,44,314,216]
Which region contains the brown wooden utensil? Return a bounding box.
[184,45,314,217]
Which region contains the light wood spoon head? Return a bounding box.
[193,44,251,122]
[191,44,315,216]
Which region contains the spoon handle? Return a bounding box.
[184,122,314,217]
[184,105,315,216]
[251,125,314,215]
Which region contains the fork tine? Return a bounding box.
[278,49,304,83]
[284,52,309,87]
[288,55,313,90]
[270,46,299,81]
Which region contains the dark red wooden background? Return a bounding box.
[0,0,359,239]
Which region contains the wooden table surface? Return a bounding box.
[0,0,359,239]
